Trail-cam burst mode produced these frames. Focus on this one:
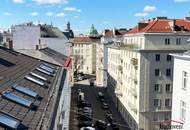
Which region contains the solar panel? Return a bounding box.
[40,64,55,74]
[36,68,54,76]
[43,63,56,70]
[30,72,47,81]
[0,112,21,129]
[2,91,32,108]
[12,85,38,98]
[25,76,44,86]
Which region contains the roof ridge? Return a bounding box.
[144,20,158,32]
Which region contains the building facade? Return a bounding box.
[96,29,128,87]
[171,52,190,130]
[73,36,100,74]
[107,17,190,130]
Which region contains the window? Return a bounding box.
[30,72,47,81]
[154,84,161,92]
[2,91,32,108]
[164,113,171,120]
[154,99,161,107]
[176,38,181,45]
[0,112,21,130]
[36,68,54,76]
[166,84,172,92]
[40,64,55,74]
[180,101,186,121]
[155,69,160,76]
[155,54,160,61]
[167,55,172,61]
[166,69,171,76]
[153,113,159,121]
[25,76,45,86]
[43,63,56,69]
[182,71,188,90]
[165,38,170,45]
[12,85,38,98]
[165,99,171,107]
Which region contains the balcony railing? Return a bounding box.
[131,58,138,65]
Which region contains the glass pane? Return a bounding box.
[40,65,54,73]
[42,63,56,69]
[0,112,20,129]
[30,72,47,81]
[25,76,44,86]
[12,85,38,98]
[36,68,52,76]
[2,91,32,107]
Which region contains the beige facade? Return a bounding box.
[107,18,190,130]
[73,37,99,74]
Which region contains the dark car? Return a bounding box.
[78,101,92,108]
[97,92,104,100]
[78,121,93,127]
[78,114,92,121]
[106,113,113,122]
[95,120,107,130]
[111,121,119,130]
[102,102,109,110]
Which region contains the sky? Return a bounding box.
[0,0,190,34]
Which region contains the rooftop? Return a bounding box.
[73,36,100,43]
[127,18,190,34]
[0,46,65,130]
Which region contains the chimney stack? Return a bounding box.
[138,22,148,31]
[169,20,176,31]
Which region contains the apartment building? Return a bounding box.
[73,36,100,74]
[171,51,190,130]
[96,29,128,87]
[107,17,190,130]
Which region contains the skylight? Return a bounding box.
[42,63,56,70]
[39,64,55,74]
[30,72,47,81]
[36,68,54,77]
[0,111,21,129]
[12,85,38,98]
[2,91,33,108]
[25,76,44,86]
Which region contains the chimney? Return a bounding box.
[138,22,148,31]
[113,28,116,36]
[8,40,13,50]
[169,20,176,31]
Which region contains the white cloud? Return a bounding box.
[143,5,156,13]
[3,12,12,16]
[64,7,82,12]
[46,12,54,16]
[13,0,24,3]
[135,5,156,17]
[33,0,68,5]
[56,12,65,17]
[174,0,189,2]
[134,12,148,17]
[30,12,39,16]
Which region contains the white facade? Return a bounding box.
[171,52,190,130]
[12,23,69,56]
[107,32,190,130]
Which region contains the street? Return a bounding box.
[69,79,131,130]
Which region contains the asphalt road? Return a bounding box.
[69,79,131,130]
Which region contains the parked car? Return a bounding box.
[94,120,107,130]
[78,101,92,108]
[97,92,104,100]
[78,114,92,121]
[80,126,95,130]
[101,102,109,110]
[106,113,113,122]
[89,78,95,86]
[78,121,93,127]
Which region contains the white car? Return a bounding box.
[80,126,95,130]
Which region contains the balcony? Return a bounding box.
[118,65,123,74]
[128,102,137,113]
[131,58,138,65]
[129,87,137,97]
